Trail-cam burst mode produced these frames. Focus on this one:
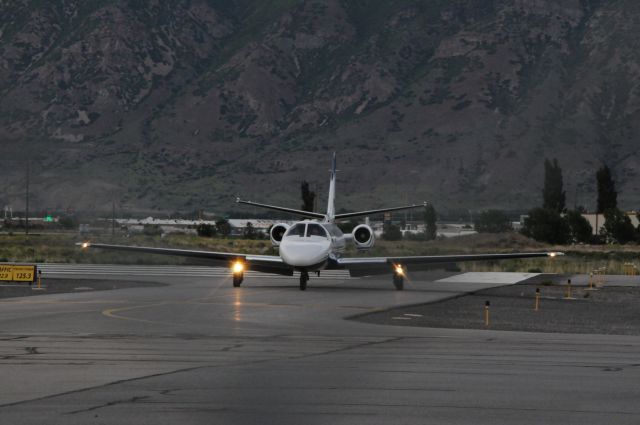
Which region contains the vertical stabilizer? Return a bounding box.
[326,152,337,221]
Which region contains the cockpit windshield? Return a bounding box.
[284,223,329,239]
[286,223,306,237]
[306,223,328,238]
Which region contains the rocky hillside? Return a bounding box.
[0,0,638,215]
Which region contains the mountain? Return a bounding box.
[0,0,639,215]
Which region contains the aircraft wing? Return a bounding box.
[77,243,292,275]
[335,252,562,277]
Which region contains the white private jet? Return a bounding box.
[79,153,561,290]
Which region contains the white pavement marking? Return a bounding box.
[436,272,540,284]
[35,264,352,280]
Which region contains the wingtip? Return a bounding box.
[547,252,565,257]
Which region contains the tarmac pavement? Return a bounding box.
[0,266,639,424]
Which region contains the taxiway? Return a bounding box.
[0,265,639,424]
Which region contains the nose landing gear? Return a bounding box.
[392,265,404,290]
[299,271,309,291]
[233,272,244,287]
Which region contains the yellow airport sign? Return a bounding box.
[0,264,37,282]
[0,265,12,280]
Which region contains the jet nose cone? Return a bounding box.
[280,239,330,267]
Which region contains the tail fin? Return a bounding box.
[326,152,337,221]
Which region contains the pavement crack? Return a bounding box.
[221,343,243,352]
[0,364,209,410]
[0,336,28,341]
[290,336,405,360]
[67,395,149,414]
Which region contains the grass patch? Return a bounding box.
[1,232,639,275]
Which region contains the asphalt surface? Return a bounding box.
[1,266,639,424]
[355,282,640,335]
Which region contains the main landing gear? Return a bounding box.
[392,265,404,291]
[299,271,309,291]
[233,272,244,287]
[232,260,245,287]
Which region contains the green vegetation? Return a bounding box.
[196,223,216,237]
[300,180,315,213]
[1,232,640,275]
[424,204,437,241]
[474,210,512,233]
[523,159,638,245]
[603,208,635,244]
[382,224,402,241]
[542,158,566,212]
[521,208,570,245]
[565,210,592,243]
[597,165,617,213]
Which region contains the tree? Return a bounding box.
[301,180,315,212]
[596,165,617,213]
[58,216,77,230]
[142,224,163,236]
[521,208,570,244]
[196,223,216,237]
[602,208,635,244]
[424,204,437,240]
[337,220,359,233]
[382,223,402,241]
[243,221,257,239]
[474,210,512,233]
[565,210,592,243]
[542,158,565,213]
[215,218,231,237]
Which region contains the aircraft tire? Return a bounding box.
[300,272,308,291]
[393,274,404,291]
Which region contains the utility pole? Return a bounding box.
[25,159,29,235]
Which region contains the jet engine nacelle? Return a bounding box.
[352,224,375,250]
[270,223,290,247]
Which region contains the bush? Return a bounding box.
[142,224,163,236]
[474,210,512,233]
[58,216,77,230]
[216,218,231,237]
[243,222,257,239]
[603,208,635,244]
[565,210,592,243]
[196,223,216,237]
[382,224,402,241]
[521,208,570,244]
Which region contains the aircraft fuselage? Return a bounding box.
[278,220,347,271]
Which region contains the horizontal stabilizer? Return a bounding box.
[334,202,427,220]
[236,198,325,219]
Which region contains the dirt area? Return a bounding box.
[0,279,164,299]
[353,284,640,335]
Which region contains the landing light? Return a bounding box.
[81,242,89,249]
[395,265,404,276]
[232,261,245,274]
